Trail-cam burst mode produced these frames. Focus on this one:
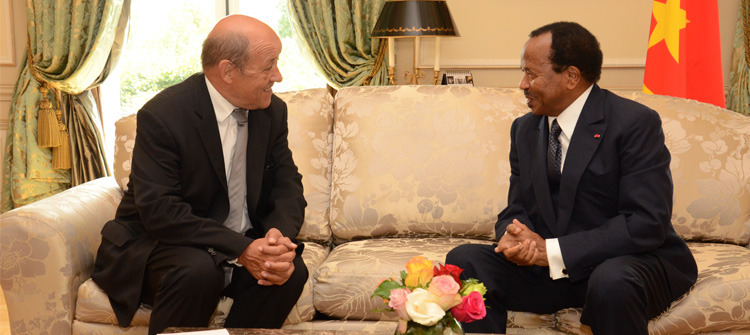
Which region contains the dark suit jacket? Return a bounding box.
[496,85,696,299]
[92,73,306,327]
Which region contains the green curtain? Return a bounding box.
[288,0,390,89]
[728,0,749,115]
[1,0,130,212]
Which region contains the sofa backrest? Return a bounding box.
[113,85,750,247]
[615,91,750,246]
[112,88,334,244]
[328,86,750,247]
[328,86,527,244]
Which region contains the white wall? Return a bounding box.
[0,0,26,194]
[392,0,741,91]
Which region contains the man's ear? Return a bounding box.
[565,66,581,89]
[217,60,235,84]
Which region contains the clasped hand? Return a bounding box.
[237,228,297,286]
[494,219,549,267]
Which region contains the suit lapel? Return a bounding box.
[556,85,607,235]
[529,116,558,235]
[245,109,271,215]
[193,76,229,192]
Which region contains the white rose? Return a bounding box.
[405,288,445,326]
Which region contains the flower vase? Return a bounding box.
[395,315,464,335]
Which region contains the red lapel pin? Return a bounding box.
[594,134,601,138]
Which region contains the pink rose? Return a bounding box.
[389,288,412,320]
[428,275,460,296]
[428,275,462,309]
[450,291,486,323]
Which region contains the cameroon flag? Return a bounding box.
[643,0,726,108]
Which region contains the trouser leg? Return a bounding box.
[222,254,308,328]
[142,245,225,335]
[446,243,585,334]
[582,254,673,335]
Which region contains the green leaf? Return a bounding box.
[372,279,404,300]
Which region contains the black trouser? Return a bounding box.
[446,243,674,335]
[142,244,308,335]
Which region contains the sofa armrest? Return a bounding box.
[0,177,122,335]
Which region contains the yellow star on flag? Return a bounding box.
[647,0,689,63]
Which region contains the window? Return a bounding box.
[237,2,326,94]
[100,0,326,171]
[114,0,324,115]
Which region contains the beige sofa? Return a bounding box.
[2,86,750,335]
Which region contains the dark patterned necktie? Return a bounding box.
[547,119,562,184]
[225,108,248,232]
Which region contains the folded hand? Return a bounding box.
[495,219,548,267]
[238,228,297,286]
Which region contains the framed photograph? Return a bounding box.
[441,70,474,87]
[0,0,15,66]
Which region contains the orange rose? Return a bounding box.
[404,256,434,288]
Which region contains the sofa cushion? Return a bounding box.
[113,114,137,192]
[312,237,556,329]
[275,89,335,243]
[329,86,527,243]
[112,88,334,243]
[282,319,569,334]
[616,92,750,246]
[555,242,750,335]
[75,242,329,327]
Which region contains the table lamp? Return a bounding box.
[371,0,459,85]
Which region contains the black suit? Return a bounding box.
[92,73,307,333]
[447,85,697,334]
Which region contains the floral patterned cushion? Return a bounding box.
[113,114,137,191]
[111,88,334,243]
[282,320,570,334]
[327,86,750,245]
[0,177,123,335]
[311,237,556,329]
[616,92,750,246]
[275,89,335,243]
[555,242,750,335]
[74,242,330,327]
[329,86,527,243]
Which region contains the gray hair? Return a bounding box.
[201,31,251,70]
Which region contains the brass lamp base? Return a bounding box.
[404,68,424,85]
[387,66,396,85]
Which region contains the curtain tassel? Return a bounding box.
[37,85,61,148]
[52,121,72,170]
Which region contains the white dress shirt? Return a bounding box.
[545,84,593,280]
[205,77,251,234]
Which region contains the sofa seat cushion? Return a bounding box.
[283,320,570,334]
[75,242,329,327]
[312,237,556,329]
[555,242,750,335]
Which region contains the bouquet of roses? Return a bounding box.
[372,256,487,335]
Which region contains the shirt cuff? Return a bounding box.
[546,238,568,280]
[227,258,243,267]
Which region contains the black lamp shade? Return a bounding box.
[371,0,458,37]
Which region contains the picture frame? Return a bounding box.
[441,70,474,87]
[0,0,15,66]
